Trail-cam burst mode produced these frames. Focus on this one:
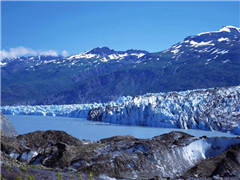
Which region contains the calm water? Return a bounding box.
[6,115,238,141]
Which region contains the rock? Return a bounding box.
[1,130,240,179]
[183,144,240,179]
[87,107,104,121]
[0,113,18,137]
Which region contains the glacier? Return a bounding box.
[88,86,240,135]
[1,96,132,118]
[1,103,100,118]
[1,86,240,135]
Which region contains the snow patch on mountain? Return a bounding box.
[222,59,230,63]
[0,62,7,67]
[218,37,229,42]
[216,49,229,55]
[218,26,231,33]
[67,52,99,60]
[66,47,147,62]
[197,26,240,36]
[190,40,214,47]
[211,49,229,55]
[162,25,239,62]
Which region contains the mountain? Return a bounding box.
[1,26,240,105]
[67,46,148,62]
[161,25,240,63]
[1,55,64,76]
[1,48,148,105]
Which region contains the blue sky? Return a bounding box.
[1,1,239,57]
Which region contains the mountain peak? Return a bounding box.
[196,25,240,37]
[219,25,240,33]
[87,47,115,55]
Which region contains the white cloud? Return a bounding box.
[62,50,68,57]
[0,46,37,60]
[0,46,68,60]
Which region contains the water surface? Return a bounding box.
[6,115,238,141]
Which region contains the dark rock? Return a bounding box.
[87,107,104,121]
[16,130,82,149]
[183,144,240,179]
[1,130,240,179]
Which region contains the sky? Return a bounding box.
[1,1,239,58]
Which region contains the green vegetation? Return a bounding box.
[15,177,22,180]
[56,172,62,180]
[22,174,35,180]
[89,172,93,180]
[69,168,75,173]
[6,164,13,172]
[76,173,82,180]
[27,164,40,169]
[68,174,73,179]
[0,174,7,180]
[19,165,27,172]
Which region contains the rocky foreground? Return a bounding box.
[1,114,240,180]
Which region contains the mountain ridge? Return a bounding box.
[1,25,239,62]
[1,25,240,105]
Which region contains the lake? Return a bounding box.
[6,115,238,141]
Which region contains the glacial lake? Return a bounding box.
[6,115,238,141]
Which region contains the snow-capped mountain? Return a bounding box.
[2,26,240,105]
[1,47,148,76]
[1,55,64,76]
[67,47,147,62]
[162,26,240,64]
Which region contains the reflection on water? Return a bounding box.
[6,115,238,141]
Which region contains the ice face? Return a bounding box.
[1,103,103,118]
[88,86,240,135]
[2,86,240,135]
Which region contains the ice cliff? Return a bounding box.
[2,86,240,135]
[1,96,132,118]
[88,86,240,135]
[1,103,101,118]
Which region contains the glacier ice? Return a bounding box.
[2,86,240,135]
[88,86,240,135]
[1,96,132,118]
[1,103,102,118]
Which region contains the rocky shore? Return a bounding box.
[1,113,240,179]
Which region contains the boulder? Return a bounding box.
[1,113,17,137]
